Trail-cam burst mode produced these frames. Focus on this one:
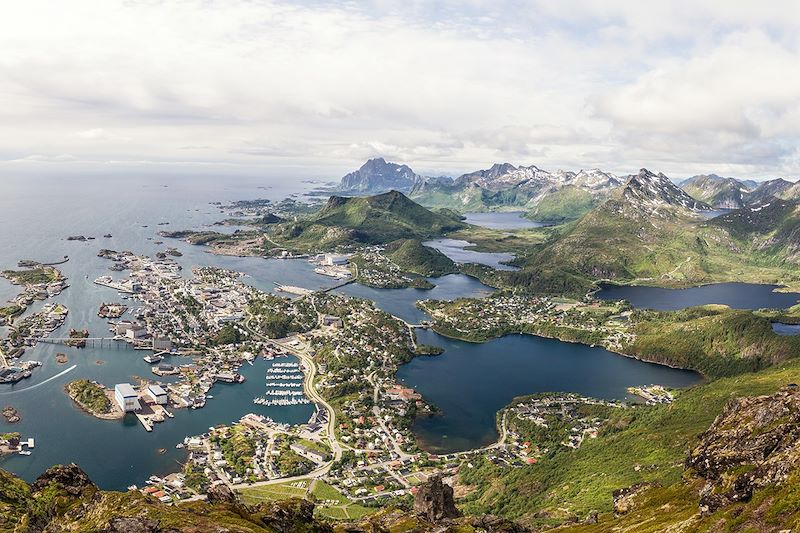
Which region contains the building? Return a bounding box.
[126,324,147,340]
[289,442,328,463]
[323,254,349,266]
[321,315,343,329]
[114,383,141,412]
[152,338,173,351]
[146,384,168,405]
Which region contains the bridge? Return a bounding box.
[26,337,124,348]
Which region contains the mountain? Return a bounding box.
[337,158,422,193]
[271,190,466,248]
[680,174,752,209]
[708,199,800,263]
[410,163,621,221]
[514,169,715,292]
[745,178,795,204]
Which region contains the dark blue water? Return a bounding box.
[397,331,702,453]
[464,212,550,230]
[596,282,800,311]
[335,274,493,324]
[773,323,800,336]
[423,239,518,271]
[0,174,709,485]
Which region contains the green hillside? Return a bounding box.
[526,185,596,222]
[271,191,466,249]
[384,239,458,276]
[459,359,800,529]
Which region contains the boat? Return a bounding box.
[143,354,164,364]
[127,485,138,491]
[206,395,214,399]
[18,450,31,456]
[175,443,184,449]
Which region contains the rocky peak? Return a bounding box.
[338,158,421,193]
[413,474,461,523]
[621,168,710,214]
[686,386,800,515]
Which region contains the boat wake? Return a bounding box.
[0,364,77,395]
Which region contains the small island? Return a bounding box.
[2,406,20,423]
[65,380,122,420]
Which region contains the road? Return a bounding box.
[237,319,343,491]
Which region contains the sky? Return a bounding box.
[1,0,799,181]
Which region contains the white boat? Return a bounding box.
[18,450,31,456]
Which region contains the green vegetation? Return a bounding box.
[210,425,256,479]
[526,185,597,222]
[0,305,23,319]
[1,267,61,285]
[239,481,309,505]
[270,191,466,249]
[65,380,112,415]
[459,359,800,528]
[211,324,245,345]
[626,305,800,378]
[383,239,457,277]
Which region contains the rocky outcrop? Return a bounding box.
[31,463,97,497]
[255,498,331,533]
[612,482,657,516]
[102,517,178,533]
[686,386,800,514]
[413,475,461,522]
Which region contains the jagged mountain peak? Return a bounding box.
[621,168,710,213]
[338,158,421,193]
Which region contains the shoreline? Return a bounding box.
[63,383,123,421]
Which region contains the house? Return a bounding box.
[114,383,141,412]
[147,384,168,405]
[321,315,343,329]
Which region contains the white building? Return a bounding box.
[114,383,141,412]
[146,384,168,405]
[126,324,147,340]
[323,254,349,266]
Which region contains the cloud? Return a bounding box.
[0,1,798,179]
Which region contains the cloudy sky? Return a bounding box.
[2,0,799,180]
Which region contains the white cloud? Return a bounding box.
[0,0,798,180]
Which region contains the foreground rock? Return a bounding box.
[413,474,462,522]
[686,385,800,514]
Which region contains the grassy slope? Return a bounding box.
[526,186,597,222]
[272,191,466,249]
[514,194,800,296]
[384,239,457,277]
[626,305,800,378]
[460,359,800,528]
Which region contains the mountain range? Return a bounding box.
[337,158,798,221]
[679,174,800,209]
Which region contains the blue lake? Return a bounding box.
[773,323,800,336]
[423,238,518,271]
[398,331,701,453]
[596,282,800,311]
[463,212,551,230]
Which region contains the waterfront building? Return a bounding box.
[323,253,349,266]
[146,384,168,405]
[126,324,147,340]
[114,383,141,412]
[152,338,173,351]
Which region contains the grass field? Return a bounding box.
[238,479,372,521]
[238,480,309,505]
